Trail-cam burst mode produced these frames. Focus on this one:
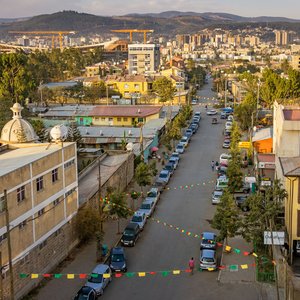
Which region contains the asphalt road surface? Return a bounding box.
[103,80,261,300]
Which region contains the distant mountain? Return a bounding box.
[0,17,29,23]
[0,10,300,38]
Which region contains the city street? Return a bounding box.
[102,80,261,300]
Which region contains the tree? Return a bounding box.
[67,122,83,148]
[109,190,131,233]
[153,77,176,103]
[149,161,158,177]
[75,207,102,242]
[212,190,240,244]
[29,119,47,141]
[135,162,152,192]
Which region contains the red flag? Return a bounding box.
[79,274,87,279]
[149,272,156,275]
[115,273,122,278]
[43,274,51,278]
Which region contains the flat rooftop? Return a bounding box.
[0,143,74,177]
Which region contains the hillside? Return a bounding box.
[1,10,300,38]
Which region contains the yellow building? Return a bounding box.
[0,104,78,299]
[90,105,162,126]
[105,74,153,99]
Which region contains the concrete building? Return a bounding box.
[291,55,300,71]
[128,44,160,75]
[274,30,292,46]
[0,104,78,299]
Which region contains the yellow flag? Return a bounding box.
[225,245,232,252]
[138,272,146,277]
[103,274,111,279]
[207,268,215,271]
[252,253,258,257]
[31,274,39,279]
[173,270,180,275]
[67,274,75,279]
[241,264,248,269]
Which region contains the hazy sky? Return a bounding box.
[0,0,299,19]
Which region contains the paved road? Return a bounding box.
[102,80,261,300]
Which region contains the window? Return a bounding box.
[101,117,106,121]
[134,84,140,90]
[117,117,121,122]
[65,188,76,197]
[52,168,58,183]
[123,117,128,122]
[0,196,5,213]
[54,228,62,237]
[108,118,113,122]
[53,198,60,206]
[64,159,75,169]
[18,220,27,230]
[38,208,45,217]
[138,117,144,123]
[36,176,43,192]
[124,84,129,89]
[0,233,7,244]
[17,185,25,203]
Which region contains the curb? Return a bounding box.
[217,239,226,283]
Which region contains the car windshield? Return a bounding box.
[214,193,222,198]
[177,145,183,149]
[147,191,157,197]
[88,273,103,283]
[202,238,215,244]
[111,254,124,262]
[141,203,151,209]
[123,229,134,236]
[160,172,168,178]
[132,216,142,222]
[202,257,215,263]
[77,294,89,300]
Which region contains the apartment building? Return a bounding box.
[0,103,78,299]
[128,44,160,75]
[274,30,292,46]
[291,55,300,71]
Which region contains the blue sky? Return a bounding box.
[0,0,299,19]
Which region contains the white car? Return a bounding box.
[206,109,217,116]
[225,121,233,130]
[219,153,231,166]
[180,136,189,148]
[191,99,197,105]
[130,210,147,230]
[175,143,185,154]
[139,200,155,217]
[169,156,179,169]
[145,187,160,205]
[171,152,180,161]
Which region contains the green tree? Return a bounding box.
[109,190,131,233]
[212,190,240,244]
[29,119,47,141]
[67,122,83,148]
[75,207,102,242]
[153,77,176,103]
[135,162,152,192]
[149,161,158,177]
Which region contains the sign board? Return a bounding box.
[261,181,272,187]
[259,162,275,169]
[238,142,251,149]
[264,231,285,245]
[245,176,256,184]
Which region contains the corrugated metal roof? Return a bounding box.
[279,157,300,176]
[252,127,273,142]
[257,154,275,163]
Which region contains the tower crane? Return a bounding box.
[111,29,154,43]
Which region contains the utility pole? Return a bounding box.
[106,85,109,105]
[98,157,103,232]
[0,251,3,300]
[4,190,14,300]
[224,74,228,109]
[256,79,261,121]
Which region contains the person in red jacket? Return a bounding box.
[189,257,195,275]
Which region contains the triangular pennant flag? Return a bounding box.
[229,265,238,271]
[79,274,88,279]
[185,269,191,273]
[225,245,232,252]
[173,270,180,275]
[54,274,62,279]
[31,274,39,279]
[161,271,169,277]
[217,242,223,247]
[19,273,28,278]
[218,265,226,270]
[67,274,75,279]
[244,251,250,256]
[241,264,248,270]
[181,230,185,233]
[234,248,241,254]
[252,253,258,257]
[149,272,156,275]
[126,272,135,277]
[138,272,146,277]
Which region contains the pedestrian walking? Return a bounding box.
[189,257,195,275]
[211,160,215,171]
[215,161,219,171]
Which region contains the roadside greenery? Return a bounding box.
[135,162,152,192]
[152,77,176,103]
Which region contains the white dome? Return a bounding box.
[0,103,38,143]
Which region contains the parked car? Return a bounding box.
[215,177,229,190]
[235,182,251,194]
[130,210,147,230]
[200,232,217,249]
[171,152,180,161]
[74,286,97,300]
[109,247,127,272]
[153,180,166,193]
[192,116,200,124]
[145,187,160,204]
[220,111,227,119]
[157,169,171,184]
[222,139,230,149]
[199,249,217,271]
[190,123,199,133]
[163,162,175,176]
[191,99,197,105]
[219,153,231,166]
[225,121,233,130]
[175,143,185,154]
[194,112,201,118]
[217,166,228,177]
[169,156,179,169]
[180,136,189,148]
[211,190,223,205]
[185,129,193,139]
[206,109,217,116]
[227,115,234,122]
[85,264,112,296]
[235,195,249,212]
[139,200,155,217]
[121,223,140,246]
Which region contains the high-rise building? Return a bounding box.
[128,44,160,75]
[274,30,292,46]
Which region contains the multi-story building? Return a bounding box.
[291,55,300,71]
[128,44,160,75]
[0,103,78,299]
[274,30,292,46]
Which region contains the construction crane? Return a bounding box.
[111,29,154,43]
[9,31,76,50]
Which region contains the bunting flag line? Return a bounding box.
[100,197,268,262]
[20,261,274,280]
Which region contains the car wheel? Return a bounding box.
[99,288,104,296]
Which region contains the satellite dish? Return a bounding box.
[50,125,68,141]
[126,142,134,151]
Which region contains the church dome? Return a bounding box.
[1,103,38,143]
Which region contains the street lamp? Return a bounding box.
[256,79,261,121]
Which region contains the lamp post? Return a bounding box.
[256,79,261,121]
[224,73,228,109]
